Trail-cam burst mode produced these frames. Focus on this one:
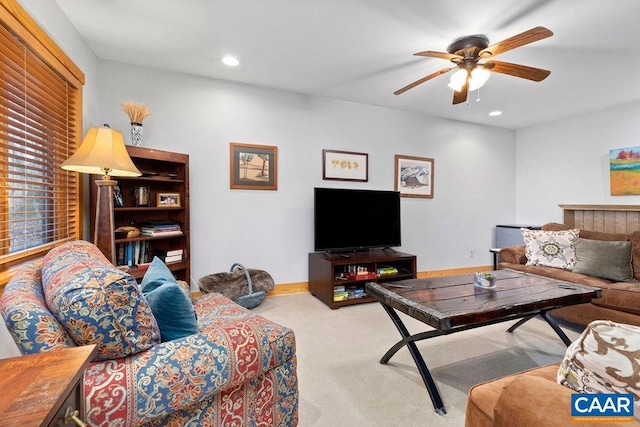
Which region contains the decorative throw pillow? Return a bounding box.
[141,255,176,288]
[522,228,579,269]
[557,320,640,419]
[42,240,160,360]
[572,238,635,282]
[141,257,198,341]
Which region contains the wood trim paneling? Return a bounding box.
[559,204,640,234]
[559,204,640,211]
[267,282,308,296]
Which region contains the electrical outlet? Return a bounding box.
[470,249,475,258]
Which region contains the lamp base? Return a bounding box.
[94,178,117,264]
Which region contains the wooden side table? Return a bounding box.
[0,345,96,427]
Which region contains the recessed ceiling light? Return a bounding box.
[489,110,502,116]
[222,56,239,67]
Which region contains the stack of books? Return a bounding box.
[333,285,348,302]
[154,248,184,263]
[139,221,182,237]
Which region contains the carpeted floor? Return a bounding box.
[253,292,583,427]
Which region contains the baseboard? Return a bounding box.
[266,282,308,296]
[416,265,494,279]
[266,265,493,296]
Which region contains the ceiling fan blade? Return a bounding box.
[479,26,553,57]
[394,67,454,95]
[452,78,468,105]
[414,50,462,62]
[483,60,550,81]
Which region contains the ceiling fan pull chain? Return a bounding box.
[476,88,481,103]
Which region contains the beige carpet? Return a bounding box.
[253,293,582,427]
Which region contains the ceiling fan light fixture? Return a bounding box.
[469,67,490,91]
[447,69,468,92]
[448,68,490,92]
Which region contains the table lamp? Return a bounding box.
[61,124,141,263]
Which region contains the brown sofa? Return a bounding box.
[465,364,634,427]
[497,222,640,328]
[465,223,640,427]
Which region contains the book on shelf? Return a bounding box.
[166,249,183,257]
[139,220,183,236]
[140,228,182,237]
[164,254,183,263]
[116,241,151,267]
[152,248,183,263]
[126,243,134,267]
[134,243,140,267]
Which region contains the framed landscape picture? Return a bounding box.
[322,149,368,182]
[230,142,278,190]
[610,146,640,195]
[394,154,434,199]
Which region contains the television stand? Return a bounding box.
[309,249,417,309]
[323,251,351,259]
[324,248,373,258]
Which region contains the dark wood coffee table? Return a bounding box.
[365,269,601,415]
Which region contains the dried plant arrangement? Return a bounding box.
[122,102,151,125]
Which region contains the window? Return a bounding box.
[0,1,84,282]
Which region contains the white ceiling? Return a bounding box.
[55,0,640,130]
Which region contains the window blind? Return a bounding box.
[0,4,83,272]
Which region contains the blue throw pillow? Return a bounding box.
[141,257,198,341]
[141,256,176,291]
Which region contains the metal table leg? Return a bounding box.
[506,314,536,333]
[379,303,447,415]
[507,312,572,346]
[540,311,572,346]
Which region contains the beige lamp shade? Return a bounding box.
[61,125,141,178]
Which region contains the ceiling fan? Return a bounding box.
[394,26,553,104]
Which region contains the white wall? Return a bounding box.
[95,60,516,284]
[515,101,640,223]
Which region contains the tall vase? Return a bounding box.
[131,122,143,147]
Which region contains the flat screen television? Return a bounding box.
[314,187,401,253]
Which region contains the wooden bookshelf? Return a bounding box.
[90,146,190,281]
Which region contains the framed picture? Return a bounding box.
[394,154,434,199]
[157,192,181,207]
[322,149,368,182]
[610,146,640,195]
[230,142,278,190]
[113,185,125,207]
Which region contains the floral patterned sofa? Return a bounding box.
[0,240,298,426]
